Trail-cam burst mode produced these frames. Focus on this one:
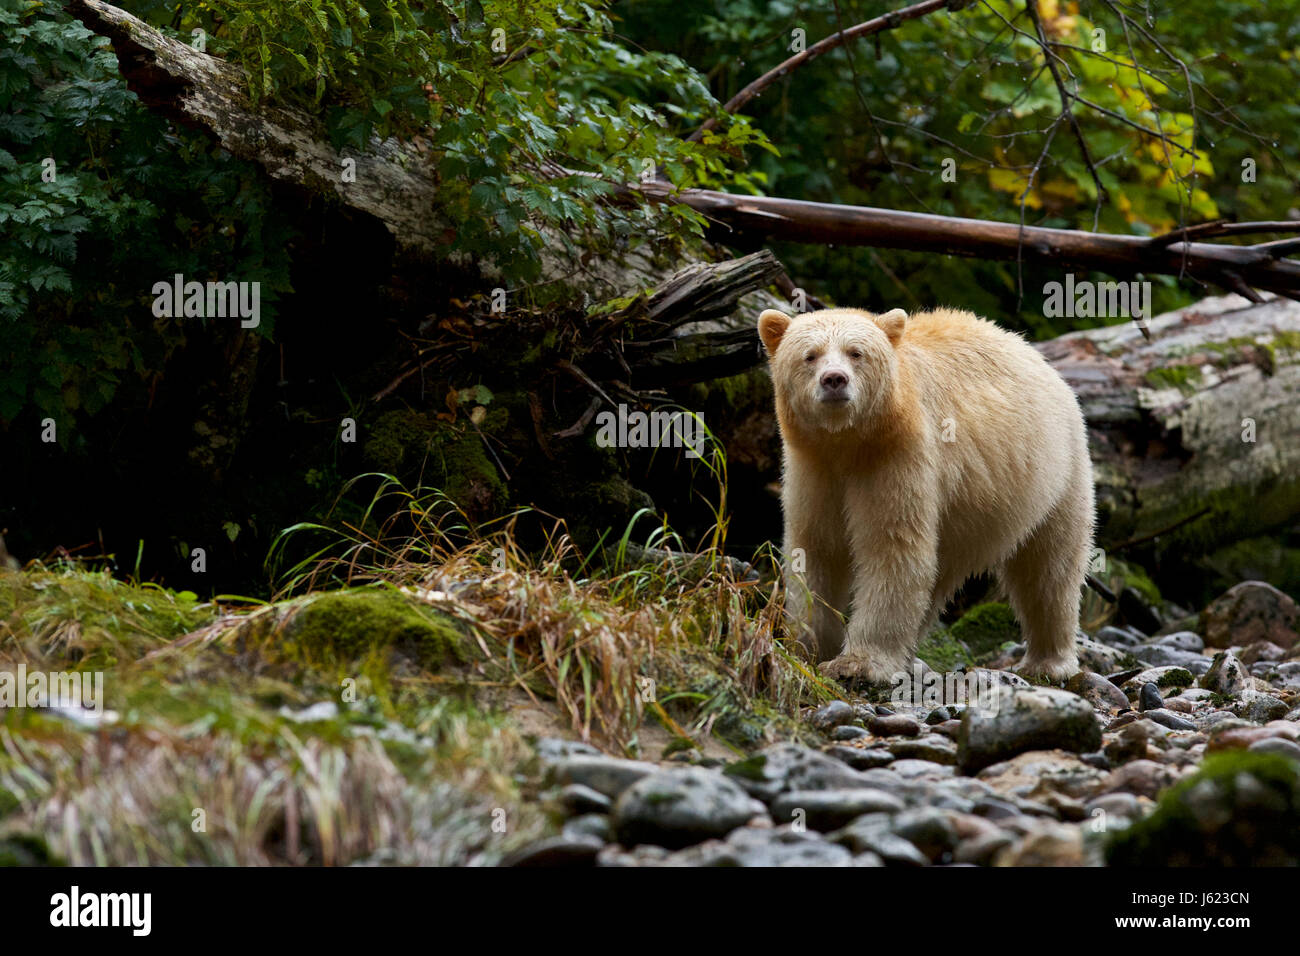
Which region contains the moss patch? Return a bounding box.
[948,602,1021,659]
[917,627,976,671]
[0,567,213,668]
[284,588,472,669]
[1106,751,1300,866]
[1144,365,1201,392]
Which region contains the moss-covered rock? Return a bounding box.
[948,603,1021,659]
[363,409,507,517]
[284,589,472,669]
[1106,751,1300,866]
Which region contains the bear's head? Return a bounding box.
[758,307,906,432]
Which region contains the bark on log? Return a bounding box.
[67,0,452,254]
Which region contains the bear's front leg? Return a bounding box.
[820,479,938,685]
[781,456,851,661]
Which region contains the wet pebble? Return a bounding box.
[612,768,768,849]
[957,686,1103,773]
[502,833,604,867]
[548,755,659,799]
[810,700,856,731]
[888,736,958,764]
[558,783,612,816]
[1140,708,1197,732]
[829,814,929,866]
[830,724,871,741]
[868,713,921,737]
[823,744,896,771]
[770,788,905,831]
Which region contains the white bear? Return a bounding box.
[758,306,1094,683]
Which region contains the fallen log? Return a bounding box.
[1043,293,1300,556]
[636,182,1300,301]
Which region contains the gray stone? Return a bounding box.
[1246,737,1300,761]
[535,737,603,760]
[548,756,659,798]
[1094,626,1142,649]
[502,833,604,867]
[831,724,871,741]
[888,735,959,765]
[558,783,612,815]
[770,788,905,830]
[1243,694,1290,723]
[1065,670,1131,713]
[724,743,872,801]
[562,813,613,842]
[1201,581,1300,650]
[823,745,896,771]
[658,825,854,867]
[890,808,960,862]
[1130,644,1208,668]
[1075,637,1135,673]
[1124,666,1196,693]
[1199,652,1254,697]
[953,830,1014,865]
[612,768,767,848]
[829,815,929,866]
[1149,631,1206,653]
[868,713,921,737]
[1140,708,1197,732]
[957,686,1103,774]
[810,700,856,731]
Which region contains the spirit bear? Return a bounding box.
[758,305,1094,683]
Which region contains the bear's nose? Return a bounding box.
[820,370,849,392]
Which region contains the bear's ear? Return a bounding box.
[758,309,792,356]
[876,308,907,343]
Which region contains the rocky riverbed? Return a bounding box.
[506,581,1300,867]
[2,563,1298,867]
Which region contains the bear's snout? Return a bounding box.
[817,368,851,402]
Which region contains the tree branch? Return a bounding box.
[687,0,966,141]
